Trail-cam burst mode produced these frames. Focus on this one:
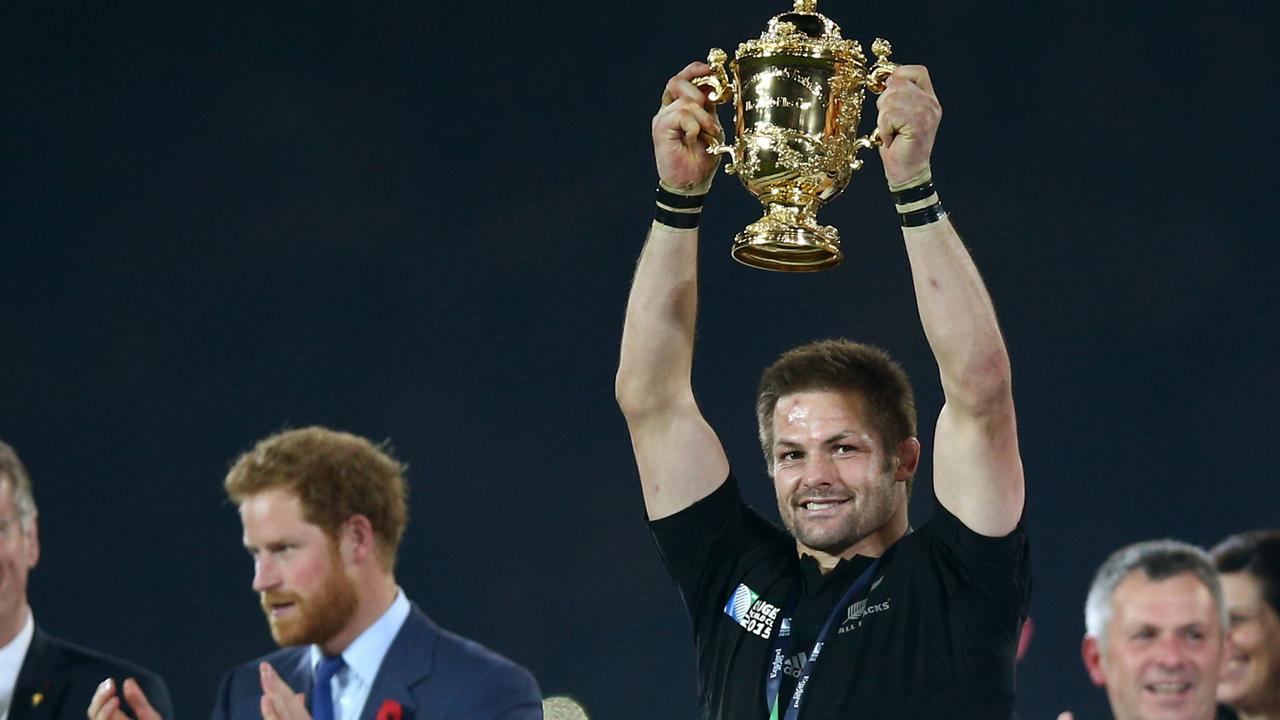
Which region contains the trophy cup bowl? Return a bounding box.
[694,0,895,271]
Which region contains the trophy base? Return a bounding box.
[730,206,842,272]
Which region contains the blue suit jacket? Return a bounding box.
[11,627,173,720]
[210,604,541,720]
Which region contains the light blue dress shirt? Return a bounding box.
[309,590,411,720]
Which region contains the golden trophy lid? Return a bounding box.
[737,0,867,64]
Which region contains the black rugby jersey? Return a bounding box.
[650,474,1030,720]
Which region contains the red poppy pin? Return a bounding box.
[376,699,403,720]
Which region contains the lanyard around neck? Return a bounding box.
[763,543,899,720]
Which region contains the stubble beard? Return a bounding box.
[781,471,900,556]
[261,555,359,648]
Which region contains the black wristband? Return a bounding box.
[655,206,701,229]
[656,186,707,210]
[891,181,935,206]
[655,185,705,229]
[900,202,946,228]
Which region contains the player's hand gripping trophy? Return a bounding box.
[690,0,897,271]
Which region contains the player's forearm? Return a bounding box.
[616,223,702,417]
[903,215,1012,415]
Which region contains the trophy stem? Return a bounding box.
[730,203,843,272]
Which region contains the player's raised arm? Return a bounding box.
[616,62,730,520]
[876,65,1024,536]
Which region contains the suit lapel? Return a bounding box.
[277,648,316,711]
[358,605,438,720]
[11,629,70,720]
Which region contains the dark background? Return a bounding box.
[4,1,1278,718]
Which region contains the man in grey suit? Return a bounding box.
[89,427,540,720]
[0,441,171,720]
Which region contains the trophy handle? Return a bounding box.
[865,38,898,94]
[707,140,738,174]
[692,48,734,105]
[849,39,898,170]
[847,134,875,171]
[691,48,739,171]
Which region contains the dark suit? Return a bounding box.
[211,604,541,720]
[10,627,173,720]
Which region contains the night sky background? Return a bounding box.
[4,1,1278,719]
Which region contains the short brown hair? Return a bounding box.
[756,339,917,478]
[0,440,37,526]
[224,427,409,570]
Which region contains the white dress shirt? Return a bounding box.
[309,590,410,720]
[0,610,35,720]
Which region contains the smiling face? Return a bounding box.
[770,390,915,565]
[1217,572,1280,714]
[1084,571,1223,720]
[241,488,358,649]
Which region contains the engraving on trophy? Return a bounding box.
[742,98,808,113]
[744,97,814,113]
[748,68,826,99]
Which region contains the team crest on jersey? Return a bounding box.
[723,583,782,639]
[838,595,893,634]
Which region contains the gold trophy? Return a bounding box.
[694,0,896,271]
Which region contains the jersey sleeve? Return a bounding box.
[648,474,784,621]
[920,494,1031,658]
